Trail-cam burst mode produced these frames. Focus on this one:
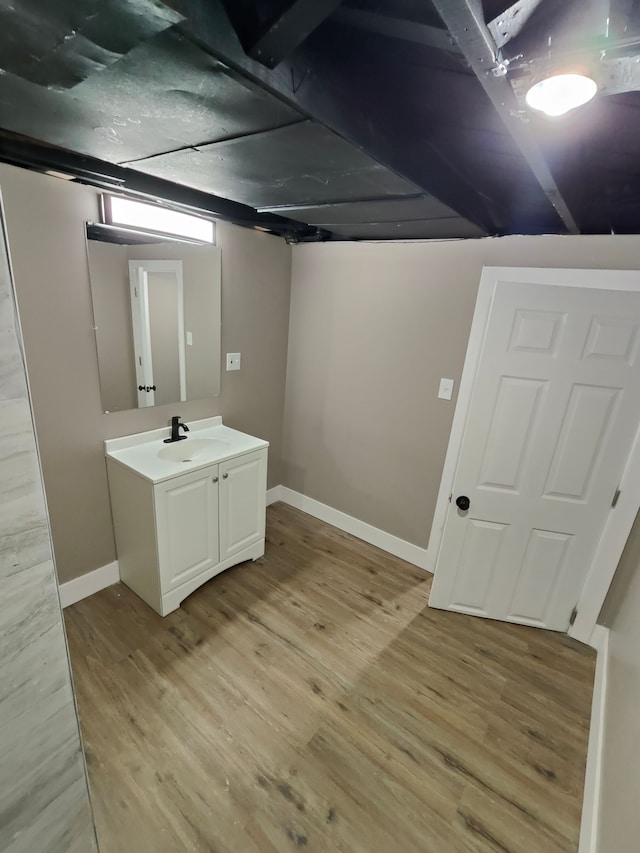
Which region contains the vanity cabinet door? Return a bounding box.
[155,465,220,590]
[219,450,267,561]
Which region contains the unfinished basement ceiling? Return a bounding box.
[1,0,640,241]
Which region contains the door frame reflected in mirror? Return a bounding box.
[129,259,186,408]
[85,223,221,413]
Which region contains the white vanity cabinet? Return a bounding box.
[105,418,268,616]
[154,463,221,592]
[219,452,267,560]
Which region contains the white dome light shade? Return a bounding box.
[525,73,598,117]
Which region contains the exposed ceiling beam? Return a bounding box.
[245,0,345,69]
[512,57,640,101]
[0,133,325,242]
[487,0,545,50]
[607,0,635,36]
[335,7,460,54]
[594,55,640,94]
[506,29,640,97]
[217,0,260,51]
[496,0,614,64]
[169,0,498,234]
[258,193,425,214]
[506,32,640,76]
[496,0,640,68]
[431,0,580,234]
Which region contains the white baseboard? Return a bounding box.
[579,626,609,853]
[266,485,284,506]
[587,624,608,652]
[59,487,428,607]
[58,560,120,609]
[273,486,431,571]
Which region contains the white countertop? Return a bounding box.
[104,417,269,484]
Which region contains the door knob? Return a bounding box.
[212,476,218,483]
[223,473,229,479]
[456,495,470,511]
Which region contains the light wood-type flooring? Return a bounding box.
[64,503,596,853]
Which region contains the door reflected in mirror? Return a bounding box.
[86,226,221,413]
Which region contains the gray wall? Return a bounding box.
[1,163,292,583]
[596,512,640,851]
[284,237,640,548]
[599,511,640,628]
[8,155,640,586]
[0,191,96,851]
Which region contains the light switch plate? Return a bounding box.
[186,331,193,346]
[226,352,241,371]
[438,378,454,400]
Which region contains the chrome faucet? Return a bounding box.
[164,415,189,444]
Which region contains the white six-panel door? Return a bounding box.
[429,274,640,631]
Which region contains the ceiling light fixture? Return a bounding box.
[525,72,598,117]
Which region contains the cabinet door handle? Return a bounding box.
[223,472,229,479]
[212,476,218,483]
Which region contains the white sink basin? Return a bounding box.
[158,437,229,463]
[104,417,269,484]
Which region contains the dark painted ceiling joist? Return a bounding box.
[431,0,581,234]
[258,193,429,215]
[0,133,324,242]
[506,34,640,77]
[216,0,260,51]
[335,7,460,54]
[487,0,544,49]
[172,0,498,233]
[600,55,640,94]
[610,0,636,34]
[497,0,610,64]
[245,0,345,69]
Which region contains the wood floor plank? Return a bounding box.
[65,502,595,852]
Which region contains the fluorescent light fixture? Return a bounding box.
[103,195,215,243]
[525,73,597,117]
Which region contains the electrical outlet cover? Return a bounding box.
[438,377,454,400]
[226,352,241,371]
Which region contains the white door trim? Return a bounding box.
[578,625,609,853]
[128,259,186,405]
[130,264,155,407]
[425,266,640,643]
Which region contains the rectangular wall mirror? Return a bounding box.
[86,225,221,413]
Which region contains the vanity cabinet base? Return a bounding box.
[106,445,267,617]
[159,541,264,616]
